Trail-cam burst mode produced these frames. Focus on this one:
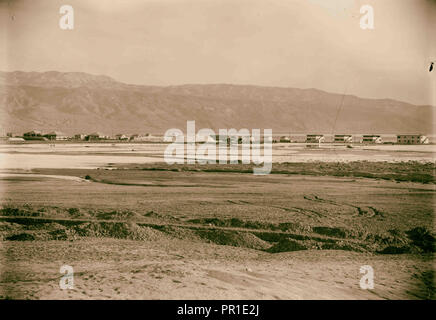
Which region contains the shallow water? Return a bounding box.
[0,142,434,169]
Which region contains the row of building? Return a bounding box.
[4,131,430,145]
[305,134,429,144]
[9,131,160,142]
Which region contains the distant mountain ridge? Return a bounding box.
[0,71,433,136]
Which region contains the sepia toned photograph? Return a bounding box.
[0,0,435,303]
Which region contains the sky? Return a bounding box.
[0,0,435,106]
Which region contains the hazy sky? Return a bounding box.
[0,0,435,105]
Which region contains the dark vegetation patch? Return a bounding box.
[416,271,435,300]
[319,242,364,252]
[71,221,164,241]
[48,229,69,240]
[1,208,434,255]
[0,218,164,241]
[188,217,276,230]
[312,226,348,238]
[125,161,436,184]
[0,203,40,217]
[187,217,304,233]
[266,239,307,253]
[406,227,436,253]
[377,246,411,254]
[6,233,35,241]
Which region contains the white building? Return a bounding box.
[44,131,68,140]
[362,135,382,144]
[306,134,325,143]
[334,134,353,143]
[74,134,86,140]
[115,134,129,140]
[397,135,429,144]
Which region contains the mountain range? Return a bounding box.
[0,71,433,136]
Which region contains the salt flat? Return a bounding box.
[0,142,434,170]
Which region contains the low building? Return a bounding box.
[306,134,325,143]
[131,135,147,142]
[8,137,25,142]
[397,134,429,144]
[129,134,139,141]
[362,135,382,144]
[115,134,129,140]
[44,131,68,140]
[334,134,353,143]
[86,132,105,141]
[74,134,86,140]
[130,134,163,142]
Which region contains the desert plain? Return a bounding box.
[0,142,434,299]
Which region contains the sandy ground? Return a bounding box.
[1,239,433,300]
[0,166,434,300]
